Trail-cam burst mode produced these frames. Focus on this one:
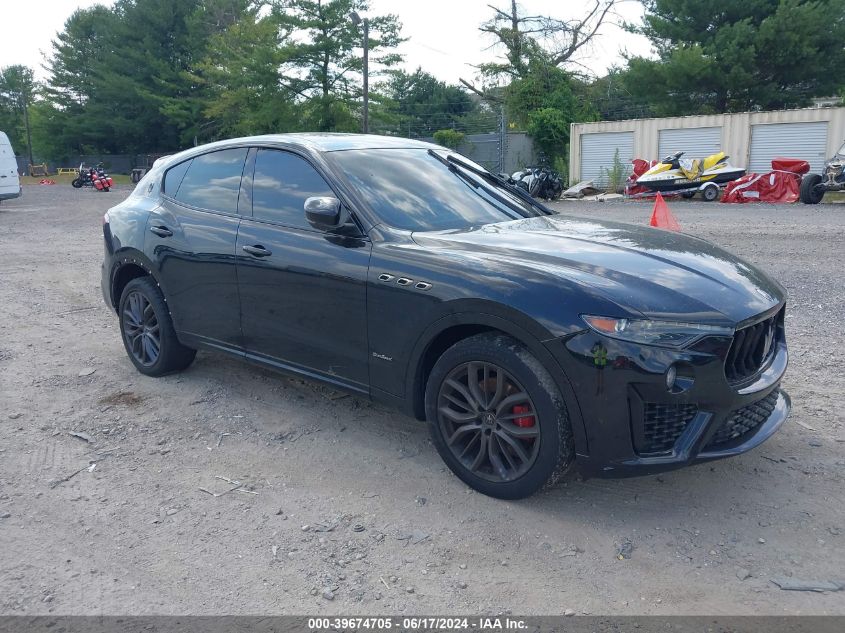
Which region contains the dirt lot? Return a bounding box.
[0,185,843,616]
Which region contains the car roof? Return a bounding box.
[250,133,441,152]
[152,133,442,171]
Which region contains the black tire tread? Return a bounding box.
[799,173,824,204]
[119,276,195,376]
[425,332,575,499]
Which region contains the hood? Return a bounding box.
[412,215,784,325]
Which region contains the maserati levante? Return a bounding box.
[101,134,789,498]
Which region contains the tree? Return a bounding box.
[476,0,620,83]
[273,0,404,131]
[377,68,480,136]
[199,7,302,137]
[624,0,845,115]
[42,0,252,155]
[461,2,614,163]
[0,65,37,164]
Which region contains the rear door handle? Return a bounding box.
[149,225,172,237]
[242,244,272,257]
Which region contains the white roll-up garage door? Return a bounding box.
[580,131,633,187]
[749,121,828,173]
[658,126,721,161]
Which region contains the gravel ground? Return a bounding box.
[0,185,843,615]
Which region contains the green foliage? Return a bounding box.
[432,129,466,149]
[599,149,626,193]
[623,0,845,115]
[0,65,36,157]
[377,68,480,136]
[553,156,568,186]
[504,63,595,166]
[272,0,404,132]
[41,0,252,154]
[199,7,301,138]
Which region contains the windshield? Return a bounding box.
[330,148,541,231]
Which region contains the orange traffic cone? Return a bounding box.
[649,192,681,231]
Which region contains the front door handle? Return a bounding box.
[149,225,172,237]
[242,244,272,257]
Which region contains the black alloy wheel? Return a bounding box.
[122,290,160,367]
[437,361,541,482]
[118,276,196,376]
[425,333,575,499]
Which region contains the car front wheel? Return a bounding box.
[118,276,196,376]
[425,333,575,499]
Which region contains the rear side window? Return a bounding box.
[163,159,191,197]
[251,149,334,228]
[174,148,248,213]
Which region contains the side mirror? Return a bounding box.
[304,196,343,230]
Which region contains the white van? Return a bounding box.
[0,131,22,203]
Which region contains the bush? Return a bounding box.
[553,156,568,187]
[600,149,627,193]
[433,129,466,150]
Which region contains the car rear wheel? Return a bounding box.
[425,333,575,499]
[799,174,824,204]
[118,277,195,376]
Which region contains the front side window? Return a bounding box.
[174,148,248,213]
[250,149,334,228]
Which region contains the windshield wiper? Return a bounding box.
[428,149,544,218]
[439,151,554,216]
[426,149,528,221]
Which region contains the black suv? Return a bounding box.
[102,134,790,499]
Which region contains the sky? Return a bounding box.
[0,0,654,83]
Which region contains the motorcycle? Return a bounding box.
[635,151,745,201]
[508,166,564,200]
[72,162,113,192]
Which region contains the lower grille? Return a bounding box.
[706,389,780,448]
[639,403,698,454]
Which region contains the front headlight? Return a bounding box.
[581,315,733,349]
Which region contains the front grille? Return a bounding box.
[706,389,780,448]
[724,311,780,385]
[639,403,698,454]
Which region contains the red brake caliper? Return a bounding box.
[511,404,534,427]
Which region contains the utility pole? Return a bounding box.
[498,105,506,173]
[350,11,369,134]
[21,88,33,167]
[363,18,369,134]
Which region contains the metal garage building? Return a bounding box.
[570,107,845,188]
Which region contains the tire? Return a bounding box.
[425,333,575,499]
[702,184,719,202]
[118,276,196,377]
[799,174,824,204]
[103,187,110,192]
[681,191,695,199]
[71,178,82,188]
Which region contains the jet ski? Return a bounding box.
[635,151,746,201]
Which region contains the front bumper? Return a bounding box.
[547,310,789,478]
